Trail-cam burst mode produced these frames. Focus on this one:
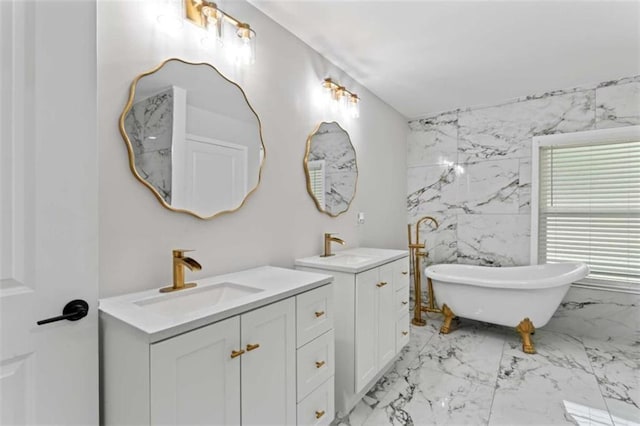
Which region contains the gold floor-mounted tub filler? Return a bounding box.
[407,216,440,326]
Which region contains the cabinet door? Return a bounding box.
[377,263,396,367]
[354,268,379,392]
[150,316,240,426]
[241,298,296,426]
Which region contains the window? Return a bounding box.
[307,160,326,208]
[531,126,640,293]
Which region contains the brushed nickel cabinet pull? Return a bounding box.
[246,343,260,352]
[230,349,245,359]
[315,360,325,369]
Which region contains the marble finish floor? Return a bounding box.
[334,314,639,426]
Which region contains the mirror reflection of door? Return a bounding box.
[172,134,248,213]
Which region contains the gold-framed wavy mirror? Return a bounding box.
[119,58,265,219]
[304,121,358,217]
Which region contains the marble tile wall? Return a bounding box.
[124,88,174,203]
[407,75,640,267]
[407,76,640,342]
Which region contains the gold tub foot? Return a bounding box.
[516,318,536,354]
[440,304,455,334]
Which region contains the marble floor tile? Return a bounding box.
[365,367,494,426]
[501,329,594,374]
[334,325,438,426]
[414,320,507,386]
[583,338,640,425]
[491,347,611,425]
[333,317,638,426]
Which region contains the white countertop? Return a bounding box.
[99,266,333,342]
[294,247,409,274]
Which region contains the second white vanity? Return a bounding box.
[100,266,335,426]
[295,248,410,415]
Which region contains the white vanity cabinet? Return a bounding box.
[150,298,296,425]
[150,315,242,425]
[295,248,409,416]
[100,266,334,426]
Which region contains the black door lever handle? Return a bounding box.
[37,299,89,325]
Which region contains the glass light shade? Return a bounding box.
[322,79,334,104]
[234,23,255,65]
[349,95,360,118]
[203,6,224,43]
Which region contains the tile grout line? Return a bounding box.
[582,338,617,426]
[486,336,508,426]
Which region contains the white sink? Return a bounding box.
[134,282,263,317]
[321,254,374,265]
[295,248,409,273]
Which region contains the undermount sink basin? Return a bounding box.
[320,254,375,265]
[134,282,264,317]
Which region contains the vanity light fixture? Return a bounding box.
[323,78,360,118]
[185,0,256,65]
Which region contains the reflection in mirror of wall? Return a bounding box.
[119,58,265,219]
[304,122,358,217]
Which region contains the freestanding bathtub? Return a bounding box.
[424,262,589,353]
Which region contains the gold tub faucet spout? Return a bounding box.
[415,216,439,246]
[160,249,202,293]
[322,233,345,257]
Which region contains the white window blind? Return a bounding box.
[307,160,326,208]
[535,131,640,292]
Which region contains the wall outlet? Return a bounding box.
[357,212,365,225]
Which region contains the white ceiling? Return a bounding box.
[249,1,640,119]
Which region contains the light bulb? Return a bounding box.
[156,0,183,30]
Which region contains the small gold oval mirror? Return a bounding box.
[304,122,358,217]
[119,58,265,219]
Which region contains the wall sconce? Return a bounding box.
[323,78,360,118]
[185,0,256,65]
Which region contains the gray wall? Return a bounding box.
[98,0,408,297]
[407,76,640,266]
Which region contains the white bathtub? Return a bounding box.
[424,262,589,328]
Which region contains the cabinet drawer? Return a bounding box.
[296,376,334,426]
[396,312,410,351]
[393,257,410,291]
[297,329,335,402]
[395,286,410,318]
[297,285,333,347]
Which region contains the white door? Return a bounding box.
[241,298,296,426]
[172,133,248,214]
[354,268,379,392]
[150,317,241,426]
[0,1,98,425]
